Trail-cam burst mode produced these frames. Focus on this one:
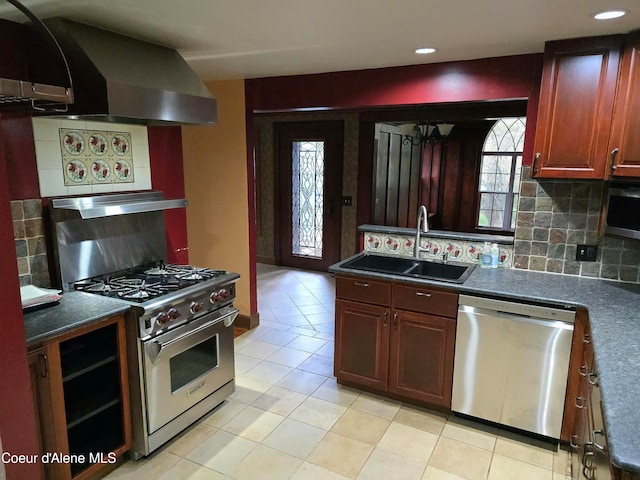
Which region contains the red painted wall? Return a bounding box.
[3,112,40,200]
[245,54,543,171]
[148,126,189,264]
[0,116,42,480]
[246,54,542,112]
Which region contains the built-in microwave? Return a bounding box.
[605,186,640,241]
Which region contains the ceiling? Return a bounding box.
[1,0,639,81]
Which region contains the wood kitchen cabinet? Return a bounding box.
[608,32,640,178]
[334,276,391,390]
[565,312,639,480]
[532,36,622,179]
[28,347,57,480]
[335,299,389,390]
[563,309,592,445]
[389,283,456,406]
[28,314,131,480]
[334,275,457,408]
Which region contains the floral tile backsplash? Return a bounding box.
[363,232,513,267]
[60,129,134,186]
[32,118,151,197]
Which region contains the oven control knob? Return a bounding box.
[168,308,181,320]
[156,312,171,326]
[190,302,204,314]
[210,288,230,304]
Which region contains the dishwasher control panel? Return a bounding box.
[458,294,575,323]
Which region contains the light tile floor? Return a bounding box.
[105,264,572,480]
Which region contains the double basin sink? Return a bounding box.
[340,253,475,284]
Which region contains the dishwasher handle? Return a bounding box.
[458,294,576,324]
[458,304,575,330]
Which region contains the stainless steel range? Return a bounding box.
[48,192,239,459]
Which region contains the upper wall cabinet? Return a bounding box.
[608,32,640,178]
[532,36,623,179]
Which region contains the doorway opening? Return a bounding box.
[275,121,344,272]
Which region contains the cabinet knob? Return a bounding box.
[579,364,590,377]
[610,148,620,172]
[575,396,586,409]
[354,281,369,288]
[382,310,388,328]
[393,312,398,329]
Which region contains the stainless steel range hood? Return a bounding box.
[51,191,188,219]
[40,18,217,125]
[0,1,74,110]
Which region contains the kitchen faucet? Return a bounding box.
[414,205,430,258]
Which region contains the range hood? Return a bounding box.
[51,191,188,219]
[0,0,74,110]
[40,17,217,125]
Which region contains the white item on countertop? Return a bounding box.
[20,285,62,309]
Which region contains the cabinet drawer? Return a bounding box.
[336,276,391,306]
[392,284,458,317]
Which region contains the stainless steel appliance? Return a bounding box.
[452,294,575,439]
[605,185,640,241]
[48,193,239,458]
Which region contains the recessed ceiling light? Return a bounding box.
[415,47,437,55]
[592,10,628,20]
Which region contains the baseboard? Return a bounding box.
[235,311,260,330]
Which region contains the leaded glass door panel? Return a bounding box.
[276,122,344,271]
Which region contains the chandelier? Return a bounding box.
[402,123,455,146]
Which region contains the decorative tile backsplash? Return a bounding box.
[514,166,640,283]
[11,199,50,288]
[60,129,134,186]
[32,118,151,197]
[363,232,513,267]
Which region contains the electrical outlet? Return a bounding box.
[576,244,598,262]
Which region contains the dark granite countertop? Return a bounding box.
[330,253,640,474]
[24,290,132,346]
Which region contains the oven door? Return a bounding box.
[143,306,237,434]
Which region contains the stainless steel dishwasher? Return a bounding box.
[452,294,575,439]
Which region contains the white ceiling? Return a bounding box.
[1,0,639,81]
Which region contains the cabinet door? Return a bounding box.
[388,310,455,407]
[28,348,53,480]
[532,36,622,179]
[609,34,640,178]
[589,378,614,480]
[562,310,591,444]
[335,299,389,390]
[29,344,70,480]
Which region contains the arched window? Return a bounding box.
[477,117,526,231]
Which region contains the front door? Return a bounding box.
[276,121,343,271]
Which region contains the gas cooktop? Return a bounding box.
[73,263,226,303]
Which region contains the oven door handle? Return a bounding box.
[146,308,238,364]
